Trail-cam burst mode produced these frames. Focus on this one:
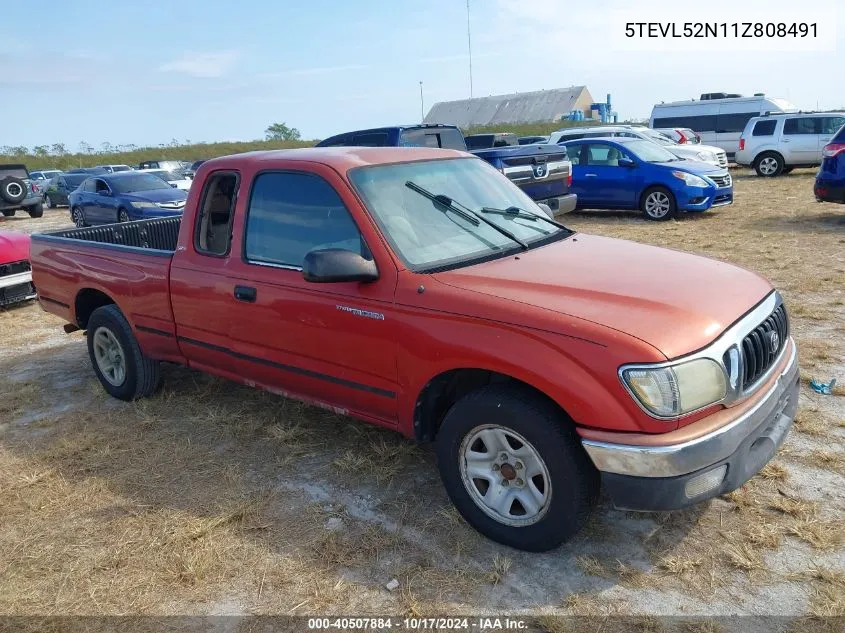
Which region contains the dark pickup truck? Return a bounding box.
[316,124,576,214]
[31,147,798,552]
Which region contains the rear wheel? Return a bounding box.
[87,305,161,401]
[754,152,784,177]
[27,203,43,218]
[1,209,14,217]
[640,186,676,221]
[71,207,86,227]
[435,384,599,551]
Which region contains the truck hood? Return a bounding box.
[0,230,31,264]
[433,234,773,359]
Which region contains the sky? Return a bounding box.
[0,0,841,150]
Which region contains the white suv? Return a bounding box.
[736,112,845,177]
[547,126,728,168]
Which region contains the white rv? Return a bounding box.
[650,93,797,157]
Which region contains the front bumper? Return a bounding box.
[582,339,799,511]
[0,270,36,306]
[678,185,734,211]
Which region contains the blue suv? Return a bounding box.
[815,123,845,204]
[561,137,733,221]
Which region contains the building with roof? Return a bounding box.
[423,86,596,128]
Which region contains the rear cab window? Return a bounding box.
[243,172,369,269]
[194,172,239,256]
[350,132,389,147]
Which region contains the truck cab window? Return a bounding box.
[195,173,238,255]
[244,172,368,269]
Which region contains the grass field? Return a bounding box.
[0,167,843,631]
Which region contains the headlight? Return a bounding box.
[696,151,716,162]
[130,201,157,208]
[621,358,726,418]
[672,171,709,188]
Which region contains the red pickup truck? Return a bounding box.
[31,147,799,551]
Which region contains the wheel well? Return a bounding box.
[75,288,115,329]
[413,369,566,442]
[755,150,784,163]
[639,184,673,206]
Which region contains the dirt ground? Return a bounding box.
[0,169,843,631]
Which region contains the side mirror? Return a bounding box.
[171,183,178,188]
[302,248,379,284]
[98,189,111,196]
[618,157,636,168]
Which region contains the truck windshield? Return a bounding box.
[111,174,174,193]
[350,158,570,271]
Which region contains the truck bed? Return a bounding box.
[30,216,182,362]
[42,216,181,253]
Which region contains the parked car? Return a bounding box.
[140,168,192,191]
[137,160,186,172]
[184,160,206,180]
[814,122,845,204]
[464,133,518,150]
[42,173,88,209]
[95,164,133,174]
[68,172,188,227]
[549,126,728,168]
[650,93,798,156]
[67,167,109,175]
[317,124,577,214]
[0,164,44,218]
[654,128,701,145]
[32,147,797,551]
[561,137,733,220]
[735,112,845,177]
[29,169,64,184]
[518,136,550,145]
[0,230,36,306]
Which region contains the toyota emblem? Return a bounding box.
[768,330,780,352]
[534,163,547,177]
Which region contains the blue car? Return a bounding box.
[814,123,845,204]
[68,172,188,227]
[561,137,733,221]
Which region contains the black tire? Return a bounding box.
[435,384,599,552]
[0,176,27,204]
[27,203,43,218]
[754,152,784,177]
[118,208,130,223]
[87,304,161,401]
[1,209,15,217]
[782,167,794,174]
[71,207,86,227]
[640,186,677,221]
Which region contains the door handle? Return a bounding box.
[782,139,790,143]
[234,285,257,303]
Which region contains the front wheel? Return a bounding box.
[435,385,599,551]
[71,207,86,227]
[118,208,130,223]
[640,186,677,221]
[87,304,161,401]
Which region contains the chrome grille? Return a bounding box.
[717,152,728,167]
[710,173,732,188]
[739,303,789,388]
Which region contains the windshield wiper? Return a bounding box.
[480,206,569,230]
[405,181,528,250]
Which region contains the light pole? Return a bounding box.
[419,81,424,122]
[466,0,473,98]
